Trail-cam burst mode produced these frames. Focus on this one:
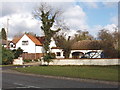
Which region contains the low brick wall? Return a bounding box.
[22,53,43,60]
[41,58,120,65]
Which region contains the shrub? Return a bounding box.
[43,53,55,65]
[23,59,32,63]
[2,47,14,65]
[12,47,23,59]
[34,59,39,62]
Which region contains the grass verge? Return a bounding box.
[13,65,119,82]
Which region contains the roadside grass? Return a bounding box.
[13,65,119,82]
[0,65,21,67]
[0,65,13,67]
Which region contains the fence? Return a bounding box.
[22,53,43,60]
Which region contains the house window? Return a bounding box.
[56,52,61,56]
[63,52,65,56]
[11,44,13,47]
[22,41,28,45]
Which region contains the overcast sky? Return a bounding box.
[0,0,118,40]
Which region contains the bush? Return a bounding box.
[43,53,55,65]
[12,47,23,59]
[34,59,39,62]
[23,59,32,63]
[2,47,14,65]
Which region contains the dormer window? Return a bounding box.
[22,40,28,45]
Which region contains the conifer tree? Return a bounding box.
[1,28,7,40]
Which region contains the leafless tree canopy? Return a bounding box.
[33,2,62,22]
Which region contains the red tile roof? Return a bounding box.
[12,37,22,44]
[26,34,43,46]
[36,36,45,44]
[12,34,43,46]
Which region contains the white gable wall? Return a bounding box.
[16,34,43,53]
[16,34,35,53]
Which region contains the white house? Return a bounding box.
[9,34,43,53]
[9,33,57,59]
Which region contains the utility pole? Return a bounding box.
[6,18,9,48]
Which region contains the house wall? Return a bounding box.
[51,49,64,58]
[16,34,36,53]
[41,58,120,65]
[49,38,56,49]
[9,42,16,50]
[36,46,44,53]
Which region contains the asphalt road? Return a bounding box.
[1,66,119,89]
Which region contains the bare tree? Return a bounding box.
[98,29,118,58]
[33,3,62,64]
[33,3,62,54]
[73,30,94,42]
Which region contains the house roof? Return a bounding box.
[71,40,102,50]
[11,34,43,46]
[26,34,42,46]
[36,36,45,44]
[12,37,21,44]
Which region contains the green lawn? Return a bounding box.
[13,65,119,81]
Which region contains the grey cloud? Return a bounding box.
[1,2,38,17]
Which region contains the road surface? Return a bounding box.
[2,66,119,89]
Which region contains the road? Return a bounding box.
[2,66,119,89]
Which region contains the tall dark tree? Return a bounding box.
[34,3,61,55]
[1,28,7,40]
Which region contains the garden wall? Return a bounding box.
[41,58,120,65]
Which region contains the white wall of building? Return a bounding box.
[16,34,36,53]
[51,49,64,58]
[41,59,120,65]
[36,46,44,53]
[15,34,43,53]
[49,38,56,49]
[9,42,16,50]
